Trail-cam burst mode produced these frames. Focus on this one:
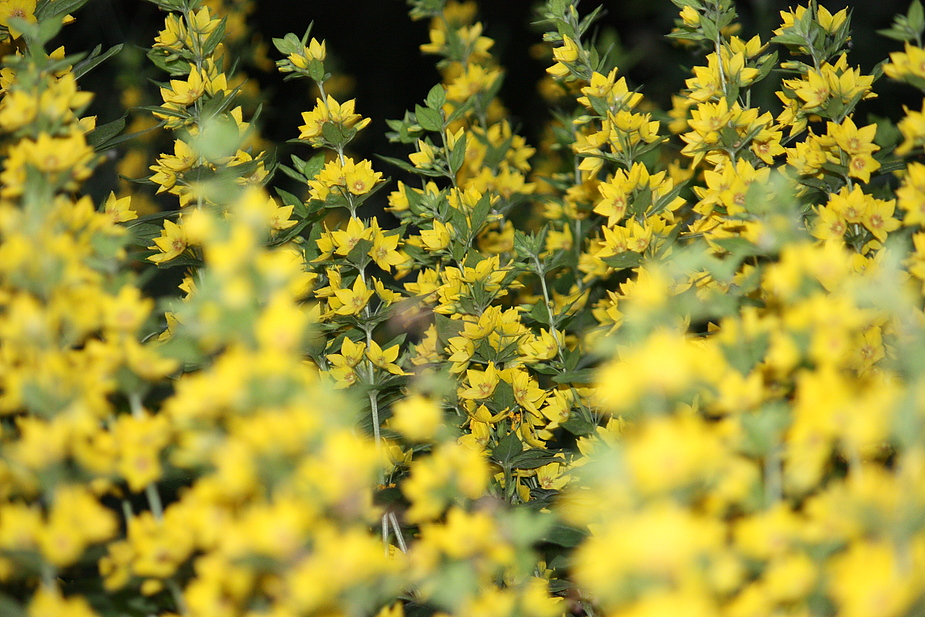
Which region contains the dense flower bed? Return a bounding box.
[1,0,925,616]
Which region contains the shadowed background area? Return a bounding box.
[61,0,916,198]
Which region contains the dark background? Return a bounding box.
[62,0,917,191]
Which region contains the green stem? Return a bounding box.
[764,448,783,506]
[533,256,566,364]
[389,512,408,553]
[128,393,166,521]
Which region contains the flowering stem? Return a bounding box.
[440,129,459,189]
[713,32,728,100]
[532,255,566,364]
[381,513,389,555]
[389,512,408,552]
[764,448,782,506]
[166,579,189,616]
[128,392,166,521]
[41,562,56,590]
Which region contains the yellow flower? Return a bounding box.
[368,224,404,271]
[409,139,437,169]
[332,275,374,316]
[420,219,453,251]
[0,0,36,39]
[750,127,785,164]
[402,442,490,522]
[343,157,382,195]
[847,151,880,183]
[594,178,629,224]
[28,586,99,617]
[39,485,117,567]
[102,285,153,335]
[373,277,402,305]
[331,216,371,256]
[507,368,546,416]
[19,132,95,183]
[679,5,700,27]
[898,162,925,226]
[288,37,326,69]
[391,394,442,440]
[0,89,36,131]
[885,43,925,81]
[828,115,878,156]
[862,197,900,242]
[817,5,848,33]
[625,413,725,494]
[331,335,366,368]
[309,158,347,201]
[827,184,870,225]
[535,462,569,490]
[828,539,922,617]
[102,192,137,224]
[375,602,405,617]
[298,95,370,144]
[367,339,407,375]
[147,219,189,264]
[160,66,206,107]
[897,101,925,155]
[445,64,502,102]
[552,35,579,63]
[460,362,500,400]
[519,329,559,362]
[812,204,848,242]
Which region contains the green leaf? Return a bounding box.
[434,313,464,349]
[530,363,559,376]
[600,251,643,269]
[86,115,127,151]
[510,449,559,470]
[448,132,467,175]
[553,368,596,384]
[375,154,443,177]
[272,35,297,56]
[154,254,204,270]
[491,431,523,466]
[307,58,326,83]
[191,113,240,162]
[491,379,517,412]
[144,0,189,12]
[125,210,180,228]
[73,43,123,80]
[321,121,346,145]
[712,237,760,256]
[560,414,597,436]
[445,96,474,125]
[470,191,493,232]
[415,104,444,132]
[267,219,312,247]
[876,26,905,41]
[909,0,924,34]
[35,0,91,21]
[528,299,551,326]
[278,164,306,184]
[302,152,326,180]
[739,403,790,457]
[200,16,227,58]
[275,188,308,218]
[540,523,587,547]
[700,16,718,41]
[137,104,190,120]
[346,237,374,267]
[0,593,26,617]
[425,83,447,110]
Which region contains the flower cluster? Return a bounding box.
[2,0,925,616]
